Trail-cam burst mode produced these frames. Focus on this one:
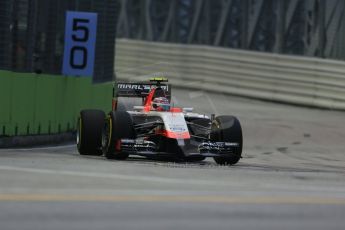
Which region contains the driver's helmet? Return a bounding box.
[152,97,170,111]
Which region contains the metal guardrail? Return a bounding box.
[115,39,345,110]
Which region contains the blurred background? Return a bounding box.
[1,0,345,81]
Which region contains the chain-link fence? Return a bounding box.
[0,0,119,82]
[116,0,345,61]
[2,0,345,79]
[0,0,13,70]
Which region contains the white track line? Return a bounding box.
[11,144,76,151]
[0,165,219,186]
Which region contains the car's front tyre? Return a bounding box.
[210,116,243,165]
[102,111,136,160]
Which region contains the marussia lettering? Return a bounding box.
[118,84,169,91]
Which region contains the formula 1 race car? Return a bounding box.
[77,78,243,165]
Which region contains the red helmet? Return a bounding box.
[152,97,170,111]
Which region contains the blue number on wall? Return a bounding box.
[62,11,97,77]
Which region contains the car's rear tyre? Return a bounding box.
[102,111,136,160]
[210,116,243,165]
[77,110,105,156]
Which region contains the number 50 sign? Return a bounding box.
[63,11,97,77]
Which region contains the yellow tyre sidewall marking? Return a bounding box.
[77,117,82,146]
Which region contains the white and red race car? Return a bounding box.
[77,78,243,165]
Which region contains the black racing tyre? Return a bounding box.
[77,110,105,156]
[102,111,136,160]
[210,116,243,165]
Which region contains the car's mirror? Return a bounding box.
[183,107,194,112]
[133,106,144,111]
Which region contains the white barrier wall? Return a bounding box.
[115,39,345,110]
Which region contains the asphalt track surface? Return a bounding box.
[1,88,345,230]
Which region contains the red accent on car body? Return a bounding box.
[112,99,117,111]
[115,140,121,151]
[155,129,190,139]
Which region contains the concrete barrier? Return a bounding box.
[0,70,112,137]
[115,39,345,110]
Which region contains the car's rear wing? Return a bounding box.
[114,82,171,98]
